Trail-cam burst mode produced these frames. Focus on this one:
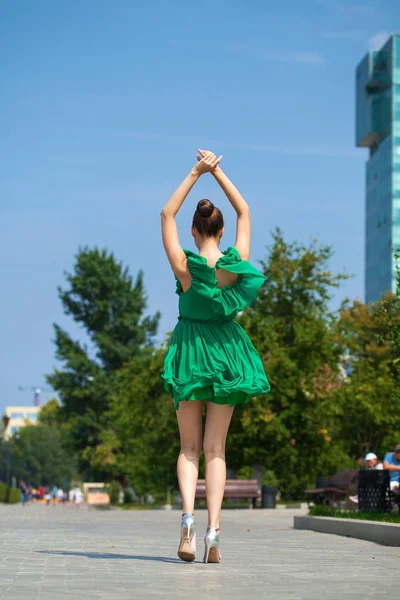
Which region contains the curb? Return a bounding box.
[294,515,400,546]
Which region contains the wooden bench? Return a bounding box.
[305,470,358,508]
[196,479,260,508]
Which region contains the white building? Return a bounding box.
[3,406,40,440]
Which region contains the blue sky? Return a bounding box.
[1,0,398,412]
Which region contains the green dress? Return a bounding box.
[162,246,271,410]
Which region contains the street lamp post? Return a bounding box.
[6,434,20,488]
[5,444,11,487]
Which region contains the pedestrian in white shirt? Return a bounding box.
[74,489,84,506]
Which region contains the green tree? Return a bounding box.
[97,347,179,498]
[47,247,160,478]
[8,424,78,488]
[335,291,400,459]
[38,397,62,427]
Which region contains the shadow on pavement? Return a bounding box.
[35,550,185,564]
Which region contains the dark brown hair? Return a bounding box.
[192,199,224,237]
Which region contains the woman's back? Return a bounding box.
[193,246,238,288]
[175,247,265,323]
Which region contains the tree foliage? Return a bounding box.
[0,399,79,488]
[88,348,179,498]
[56,247,159,372]
[334,290,400,459]
[47,247,160,478]
[230,229,353,497]
[6,424,78,488]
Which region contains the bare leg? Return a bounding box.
[176,400,202,513]
[203,402,234,528]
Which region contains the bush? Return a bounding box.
[0,483,20,504]
[0,482,8,503]
[106,481,120,504]
[309,505,400,523]
[236,466,252,480]
[7,487,20,504]
[123,490,133,504]
[263,469,280,488]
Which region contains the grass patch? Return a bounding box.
[309,505,400,524]
[221,500,254,508]
[117,500,261,510]
[119,503,163,510]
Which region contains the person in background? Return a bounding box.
[383,444,400,490]
[349,452,384,504]
[57,488,64,504]
[19,480,27,506]
[52,485,58,504]
[25,485,32,504]
[364,452,383,470]
[74,488,84,507]
[38,485,44,501]
[44,486,52,505]
[68,488,75,503]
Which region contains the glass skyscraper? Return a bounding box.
[356,34,400,302]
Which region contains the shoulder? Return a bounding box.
[183,249,207,264]
[175,249,213,295]
[222,246,242,261]
[384,452,393,462]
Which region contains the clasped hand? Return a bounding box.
[193,149,223,176]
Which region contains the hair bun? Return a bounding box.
[197,199,214,218]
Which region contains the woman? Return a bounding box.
[161,150,270,564]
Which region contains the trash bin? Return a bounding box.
[358,469,391,512]
[261,485,276,509]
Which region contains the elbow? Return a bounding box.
[160,208,174,219]
[238,206,250,218]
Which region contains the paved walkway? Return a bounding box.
[0,503,398,599]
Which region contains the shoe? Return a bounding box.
[203,526,222,564]
[177,512,196,562]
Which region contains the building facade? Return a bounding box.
[356,34,400,302]
[3,406,40,440]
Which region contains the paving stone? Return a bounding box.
[0,503,399,598]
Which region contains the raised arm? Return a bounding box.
[161,152,222,281]
[200,151,250,260]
